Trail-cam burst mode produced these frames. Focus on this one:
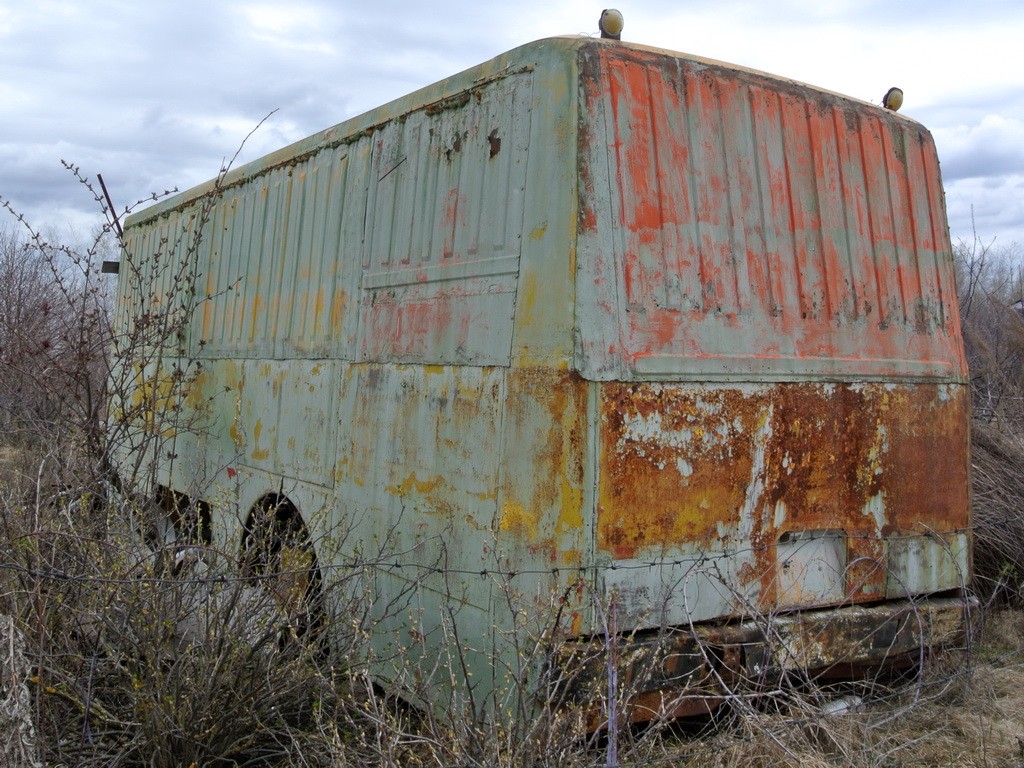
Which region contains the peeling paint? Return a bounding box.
[250,418,269,461]
[598,381,969,612]
[499,501,541,537]
[386,472,444,497]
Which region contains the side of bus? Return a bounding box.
[114,36,972,717]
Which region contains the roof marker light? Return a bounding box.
[882,87,904,112]
[599,9,624,40]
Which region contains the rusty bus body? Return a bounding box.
[113,37,972,719]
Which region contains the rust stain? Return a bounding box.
[517,272,539,331]
[498,368,587,559]
[597,385,756,559]
[250,418,270,461]
[560,549,583,566]
[330,288,348,334]
[270,370,285,398]
[312,288,325,330]
[386,471,444,497]
[487,128,501,158]
[499,500,540,537]
[442,188,466,259]
[597,381,969,608]
[556,475,584,532]
[554,595,970,729]
[119,364,209,439]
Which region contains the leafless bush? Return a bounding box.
[0,223,112,494]
[0,614,43,768]
[954,236,1024,605]
[0,488,376,766]
[956,236,1024,426]
[0,466,990,767]
[0,149,358,764]
[970,421,1024,603]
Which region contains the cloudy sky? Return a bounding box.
[1,1,1022,252]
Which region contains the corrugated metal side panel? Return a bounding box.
[575,46,965,381]
[194,144,357,358]
[335,363,507,611]
[120,211,201,341]
[124,63,537,367]
[356,70,534,367]
[114,210,209,493]
[229,358,337,487]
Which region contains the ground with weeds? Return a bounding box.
[0,442,1022,766]
[663,610,1024,768]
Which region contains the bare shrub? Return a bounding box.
[0,223,112,495]
[28,544,328,764]
[0,149,364,764]
[956,236,1024,426]
[970,421,1024,602]
[955,236,1024,604]
[0,465,386,766]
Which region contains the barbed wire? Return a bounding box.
[0,523,976,589]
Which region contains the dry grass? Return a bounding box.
[972,420,1024,604]
[654,610,1024,768]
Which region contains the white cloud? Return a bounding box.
[945,175,1024,246]
[933,115,1024,180]
[242,3,337,53]
[1,1,1023,247]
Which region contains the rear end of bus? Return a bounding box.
[566,40,972,718]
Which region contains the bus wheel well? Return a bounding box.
[240,493,325,641]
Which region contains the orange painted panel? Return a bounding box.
[577,46,966,382]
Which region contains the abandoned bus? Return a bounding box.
[111,36,972,720]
